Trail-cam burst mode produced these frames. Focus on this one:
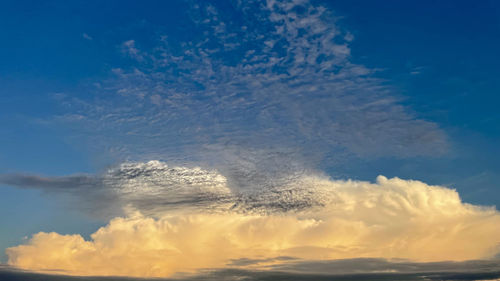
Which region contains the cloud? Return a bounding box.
[6,170,500,277]
[82,33,92,40]
[268,258,500,276]
[2,263,500,281]
[121,40,143,61]
[0,174,99,190]
[0,161,233,217]
[51,0,447,185]
[2,1,487,278]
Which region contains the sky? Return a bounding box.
[1,0,500,280]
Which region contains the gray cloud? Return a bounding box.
[0,160,327,216]
[0,173,119,218]
[2,260,500,281]
[2,160,500,221]
[0,161,233,217]
[227,256,298,267]
[0,174,100,190]
[268,258,500,275]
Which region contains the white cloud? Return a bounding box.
[51,0,447,182]
[121,40,143,61]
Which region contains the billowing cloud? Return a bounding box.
[6,169,500,277]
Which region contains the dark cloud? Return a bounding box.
[0,173,119,218]
[227,256,298,267]
[268,258,500,275]
[0,174,100,191]
[2,263,500,281]
[0,161,232,218]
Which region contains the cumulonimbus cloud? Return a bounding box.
[6,169,500,277]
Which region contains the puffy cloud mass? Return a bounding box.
[6,172,500,277]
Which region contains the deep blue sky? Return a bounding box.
[1,0,499,263]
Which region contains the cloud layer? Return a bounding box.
[52,0,447,184]
[2,262,500,281]
[6,165,500,277]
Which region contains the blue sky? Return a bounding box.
[0,0,500,276]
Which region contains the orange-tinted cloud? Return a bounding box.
[7,176,500,277]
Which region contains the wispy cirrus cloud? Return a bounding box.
[51,0,447,189]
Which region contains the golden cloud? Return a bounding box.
[7,176,500,277]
